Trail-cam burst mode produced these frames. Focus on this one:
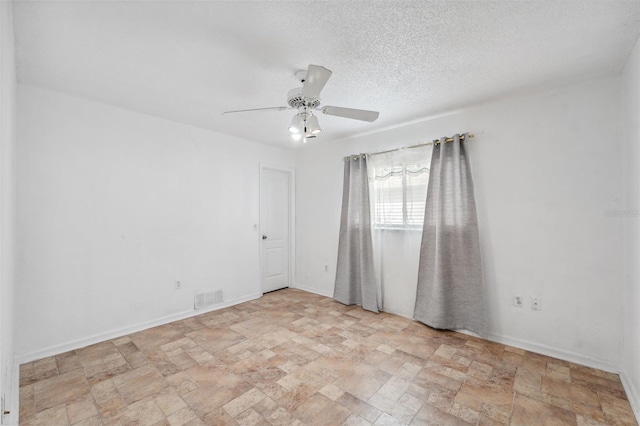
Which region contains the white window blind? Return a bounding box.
[371,162,430,229]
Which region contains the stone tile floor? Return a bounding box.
[19,288,638,425]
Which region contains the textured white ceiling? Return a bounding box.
[13,1,640,148]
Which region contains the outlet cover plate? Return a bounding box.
[513,295,523,307]
[531,297,542,310]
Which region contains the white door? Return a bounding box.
[260,167,291,293]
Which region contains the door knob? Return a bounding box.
[262,235,267,240]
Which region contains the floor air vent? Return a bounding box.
[194,290,223,310]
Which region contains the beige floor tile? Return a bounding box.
[90,379,127,418]
[105,397,165,426]
[373,412,405,425]
[21,403,69,426]
[450,401,481,424]
[293,393,351,425]
[19,383,35,420]
[266,407,304,426]
[56,353,82,375]
[34,369,90,412]
[167,407,198,426]
[185,364,227,383]
[576,413,608,426]
[392,362,422,381]
[361,350,404,375]
[233,407,265,426]
[66,393,98,424]
[599,393,638,425]
[413,366,463,394]
[477,413,507,426]
[251,394,279,418]
[572,370,627,399]
[481,401,512,424]
[547,363,572,382]
[511,394,577,426]
[337,392,382,423]
[515,366,542,392]
[571,364,620,382]
[334,363,391,401]
[165,371,199,396]
[343,413,373,426]
[76,343,119,367]
[377,376,410,402]
[274,382,316,411]
[386,401,417,424]
[458,377,514,413]
[182,372,252,417]
[72,415,103,426]
[411,403,470,425]
[33,357,59,381]
[428,388,458,411]
[20,363,35,387]
[112,364,168,404]
[222,388,266,418]
[397,392,423,413]
[368,392,398,413]
[319,383,345,401]
[200,407,237,426]
[154,386,188,416]
[131,324,185,353]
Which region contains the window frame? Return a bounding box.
[371,162,429,231]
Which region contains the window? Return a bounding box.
[371,162,430,229]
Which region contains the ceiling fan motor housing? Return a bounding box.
[287,88,320,109]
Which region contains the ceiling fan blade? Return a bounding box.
[301,65,332,99]
[222,106,290,115]
[321,106,379,122]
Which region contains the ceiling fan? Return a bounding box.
[222,65,380,142]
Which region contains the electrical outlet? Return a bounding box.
[513,295,523,307]
[175,280,182,290]
[531,297,542,310]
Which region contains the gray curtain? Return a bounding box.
[414,134,487,335]
[334,154,379,313]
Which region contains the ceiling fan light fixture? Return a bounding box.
[222,65,380,141]
[288,115,302,134]
[307,115,322,135]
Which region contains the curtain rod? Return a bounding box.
[367,133,475,158]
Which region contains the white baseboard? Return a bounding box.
[8,363,18,426]
[15,292,262,365]
[620,372,640,423]
[485,332,620,374]
[2,356,19,426]
[292,283,334,299]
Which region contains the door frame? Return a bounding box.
[259,163,295,294]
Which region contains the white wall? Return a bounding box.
[296,77,624,371]
[15,84,295,360]
[0,0,17,423]
[622,37,640,418]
